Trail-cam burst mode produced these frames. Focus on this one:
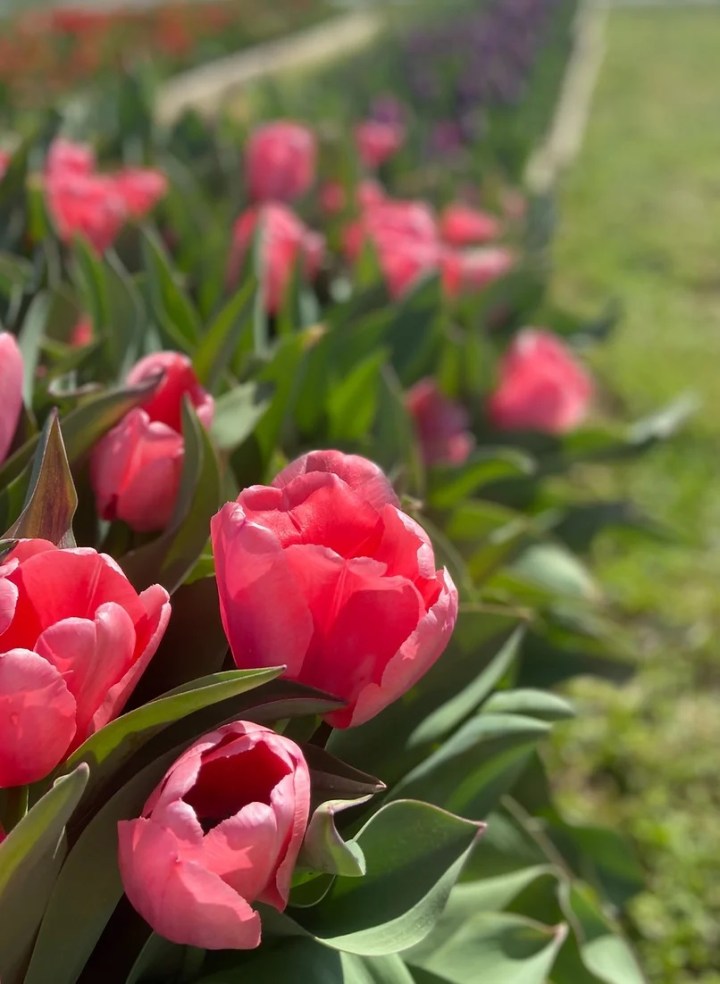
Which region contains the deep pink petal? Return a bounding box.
[283,543,423,704]
[272,450,399,509]
[34,604,135,744]
[339,566,458,728]
[0,649,77,786]
[211,503,313,674]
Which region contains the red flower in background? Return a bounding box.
[113,168,168,219]
[356,120,406,169]
[90,352,214,532]
[246,121,316,204]
[228,204,324,314]
[488,328,593,433]
[440,203,502,247]
[407,378,474,466]
[441,246,515,298]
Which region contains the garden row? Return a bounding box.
[0,2,678,981]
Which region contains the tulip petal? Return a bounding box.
[272,449,399,509]
[211,503,313,675]
[95,583,171,731]
[0,648,77,787]
[203,801,279,902]
[267,761,311,909]
[0,577,18,635]
[283,544,424,705]
[34,604,135,744]
[343,566,458,728]
[119,818,262,950]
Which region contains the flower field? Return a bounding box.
[0,1,690,981]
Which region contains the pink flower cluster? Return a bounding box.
[45,138,168,253]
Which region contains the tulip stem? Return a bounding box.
[2,784,28,832]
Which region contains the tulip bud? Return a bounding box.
[355,120,405,169]
[246,121,316,204]
[407,378,474,466]
[228,204,324,314]
[90,352,214,532]
[118,722,310,950]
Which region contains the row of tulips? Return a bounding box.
[0,1,678,981]
[0,0,333,104]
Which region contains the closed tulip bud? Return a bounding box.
[0,539,170,788]
[113,167,168,219]
[90,352,214,532]
[407,378,474,466]
[228,204,324,314]
[46,171,127,254]
[118,722,310,950]
[0,332,23,464]
[488,328,593,433]
[211,450,458,728]
[355,120,405,169]
[440,203,502,247]
[246,121,316,204]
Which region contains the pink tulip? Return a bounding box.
[319,181,346,216]
[357,178,386,209]
[440,203,502,247]
[211,450,458,728]
[355,120,405,169]
[70,317,93,348]
[228,204,325,314]
[118,721,310,950]
[0,539,170,787]
[46,171,127,254]
[0,332,23,464]
[344,197,442,298]
[488,329,593,434]
[246,121,316,204]
[90,352,214,532]
[0,149,10,183]
[45,138,95,178]
[113,168,168,219]
[441,247,515,298]
[407,378,474,467]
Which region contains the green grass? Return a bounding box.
[547,9,720,982]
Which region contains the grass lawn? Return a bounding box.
[548,8,720,982]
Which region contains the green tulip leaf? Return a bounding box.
[199,941,415,984]
[0,765,89,984]
[406,911,567,984]
[297,799,483,955]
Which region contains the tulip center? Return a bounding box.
[184,740,291,833]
